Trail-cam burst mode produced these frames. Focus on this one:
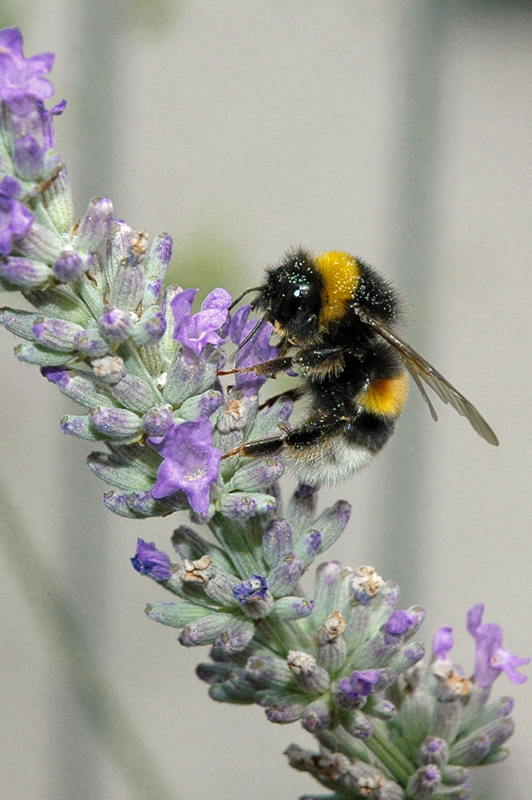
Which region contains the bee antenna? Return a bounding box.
[230,285,262,310]
[235,315,267,352]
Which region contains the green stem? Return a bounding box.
[0,479,178,800]
[257,614,313,657]
[209,512,265,578]
[364,719,415,786]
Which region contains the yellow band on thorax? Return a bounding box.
[315,251,360,327]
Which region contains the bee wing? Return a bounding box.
[353,306,499,446]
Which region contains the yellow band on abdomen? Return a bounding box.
[360,371,410,417]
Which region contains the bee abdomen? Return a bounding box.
[359,371,409,418]
[345,412,397,453]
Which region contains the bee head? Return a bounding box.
[256,249,323,343]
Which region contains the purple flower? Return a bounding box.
[172,287,232,363]
[0,27,54,104]
[232,574,269,604]
[0,176,34,254]
[10,98,66,180]
[384,609,418,639]
[467,604,529,689]
[336,669,380,708]
[432,626,454,662]
[228,304,278,395]
[149,416,221,514]
[131,538,172,581]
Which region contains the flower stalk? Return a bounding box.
[0,27,528,800]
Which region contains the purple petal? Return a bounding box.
[0,188,34,255]
[467,604,529,689]
[386,609,417,637]
[432,626,454,661]
[171,288,197,329]
[131,538,172,581]
[172,288,230,363]
[467,603,484,636]
[228,304,278,395]
[0,28,55,103]
[233,574,269,604]
[150,416,221,514]
[336,669,381,708]
[201,287,232,312]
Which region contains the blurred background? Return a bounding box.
[1,2,531,798]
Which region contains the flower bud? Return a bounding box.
[99,306,134,343]
[270,596,314,621]
[287,651,329,694]
[163,346,220,406]
[75,327,110,357]
[142,406,173,437]
[15,220,62,261]
[228,457,284,493]
[217,491,276,520]
[344,710,373,739]
[142,232,172,306]
[89,406,142,438]
[215,617,255,653]
[108,373,160,413]
[312,499,351,550]
[267,551,303,595]
[0,256,51,288]
[42,167,73,234]
[316,611,347,672]
[406,765,441,799]
[179,390,223,421]
[0,306,43,338]
[232,574,274,619]
[52,249,88,282]
[130,306,166,346]
[265,696,308,724]
[32,316,83,350]
[301,700,331,733]
[74,197,114,253]
[244,653,291,689]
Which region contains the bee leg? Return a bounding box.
[221,416,345,460]
[258,387,304,410]
[222,435,286,460]
[219,346,345,378]
[218,355,295,378]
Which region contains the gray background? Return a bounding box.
[1,2,531,799]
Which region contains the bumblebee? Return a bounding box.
[223,248,498,485]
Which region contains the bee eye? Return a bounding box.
[290,283,309,302]
[271,281,309,321]
[265,279,320,333]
